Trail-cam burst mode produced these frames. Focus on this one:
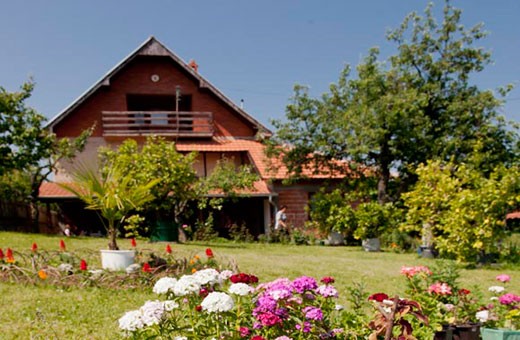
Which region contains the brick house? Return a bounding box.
[39,37,338,237]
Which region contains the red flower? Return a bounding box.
[0,248,4,260]
[230,273,258,284]
[131,238,137,247]
[142,263,151,273]
[458,288,471,296]
[6,248,13,258]
[59,240,66,251]
[195,305,202,312]
[321,276,335,284]
[205,248,214,258]
[31,243,38,252]
[165,244,172,254]
[368,293,389,302]
[80,259,88,271]
[199,288,209,297]
[251,336,266,340]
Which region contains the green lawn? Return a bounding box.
[1,231,518,339]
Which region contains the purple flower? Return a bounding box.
[292,276,318,294]
[303,306,323,321]
[295,321,312,333]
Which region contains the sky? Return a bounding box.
[1,1,519,130]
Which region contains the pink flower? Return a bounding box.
[428,282,452,295]
[496,274,511,283]
[239,326,250,337]
[499,293,520,305]
[400,265,432,277]
[303,306,323,321]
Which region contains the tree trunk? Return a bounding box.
[108,223,119,250]
[378,138,391,205]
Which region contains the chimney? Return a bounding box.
[188,59,199,73]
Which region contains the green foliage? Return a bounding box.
[228,223,254,243]
[402,160,520,262]
[269,1,518,204]
[99,137,200,224]
[0,170,31,202]
[123,214,146,238]
[192,214,218,241]
[59,166,158,250]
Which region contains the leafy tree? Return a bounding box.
[99,137,200,225]
[0,81,93,230]
[99,137,259,235]
[401,160,520,262]
[269,1,518,204]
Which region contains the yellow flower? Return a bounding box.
[38,269,47,280]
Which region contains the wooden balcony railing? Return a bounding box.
[102,111,214,137]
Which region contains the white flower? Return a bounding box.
[490,297,499,301]
[57,263,73,273]
[193,268,220,286]
[174,337,188,340]
[488,286,505,293]
[119,310,145,332]
[88,269,104,278]
[228,283,253,296]
[335,304,344,311]
[201,292,234,313]
[173,275,201,296]
[476,310,489,322]
[153,277,178,295]
[162,300,179,311]
[219,270,233,281]
[139,300,167,326]
[126,263,141,274]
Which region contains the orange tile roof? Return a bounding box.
[39,179,273,199]
[506,211,520,219]
[39,182,76,198]
[176,139,347,180]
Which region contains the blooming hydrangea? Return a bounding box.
[173,275,201,296]
[201,292,234,313]
[193,268,220,286]
[153,277,177,295]
[489,286,505,294]
[228,283,253,296]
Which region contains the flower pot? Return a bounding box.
[433,324,480,340]
[481,328,520,340]
[362,238,380,252]
[100,249,135,271]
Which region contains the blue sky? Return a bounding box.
[1,1,519,129]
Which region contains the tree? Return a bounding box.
[401,160,520,262]
[99,137,259,231]
[59,165,158,250]
[269,1,518,204]
[0,81,93,230]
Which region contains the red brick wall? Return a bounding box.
[277,188,309,228]
[53,56,256,138]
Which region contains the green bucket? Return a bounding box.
[150,220,178,242]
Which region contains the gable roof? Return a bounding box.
[46,36,271,136]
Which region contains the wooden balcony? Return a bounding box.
[102,111,214,137]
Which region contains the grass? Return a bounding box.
[1,231,519,339]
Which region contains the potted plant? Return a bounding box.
[59,165,158,270]
[353,202,393,252]
[478,274,520,339]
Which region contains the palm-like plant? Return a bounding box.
[59,165,158,250]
